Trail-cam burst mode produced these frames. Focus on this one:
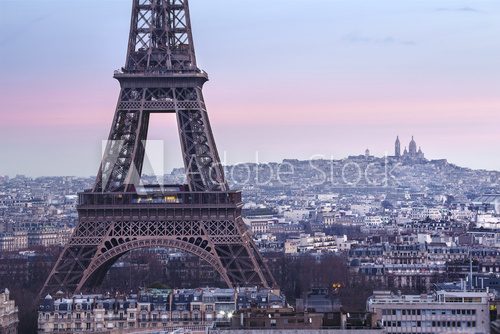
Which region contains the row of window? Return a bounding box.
[383,320,477,328]
[50,320,208,331]
[444,297,482,303]
[42,313,90,320]
[42,314,202,321]
[381,308,476,316]
[54,302,223,312]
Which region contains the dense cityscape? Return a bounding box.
[1,136,499,332]
[1,0,499,333]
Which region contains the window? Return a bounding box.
[464,297,481,303]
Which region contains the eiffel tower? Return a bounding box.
[40,0,276,297]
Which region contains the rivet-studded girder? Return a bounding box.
[93,0,227,193]
[93,85,226,193]
[39,205,276,297]
[125,0,197,73]
[39,0,277,299]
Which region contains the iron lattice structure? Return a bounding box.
[40,0,276,297]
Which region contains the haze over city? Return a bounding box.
[1,0,499,176]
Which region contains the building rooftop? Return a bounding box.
[368,290,490,306]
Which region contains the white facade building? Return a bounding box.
[283,209,310,223]
[284,233,356,254]
[476,214,500,230]
[368,290,491,334]
[0,289,18,334]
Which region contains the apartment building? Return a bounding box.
[0,289,18,334]
[367,290,491,334]
[38,287,284,333]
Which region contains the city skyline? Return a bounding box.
[0,135,492,178]
[1,0,500,176]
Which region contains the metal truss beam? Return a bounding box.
[40,0,276,300]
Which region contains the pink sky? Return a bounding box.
[0,0,499,176]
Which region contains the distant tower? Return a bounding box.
[418,147,425,159]
[395,136,401,158]
[403,147,408,156]
[409,136,417,156]
[365,148,370,158]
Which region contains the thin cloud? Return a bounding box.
[342,33,416,46]
[0,14,51,46]
[436,7,479,13]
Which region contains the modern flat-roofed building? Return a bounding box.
[367,290,491,334]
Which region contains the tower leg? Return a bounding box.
[39,206,275,299]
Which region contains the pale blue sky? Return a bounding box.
[0,0,499,176]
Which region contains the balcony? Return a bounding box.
[78,190,242,209]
